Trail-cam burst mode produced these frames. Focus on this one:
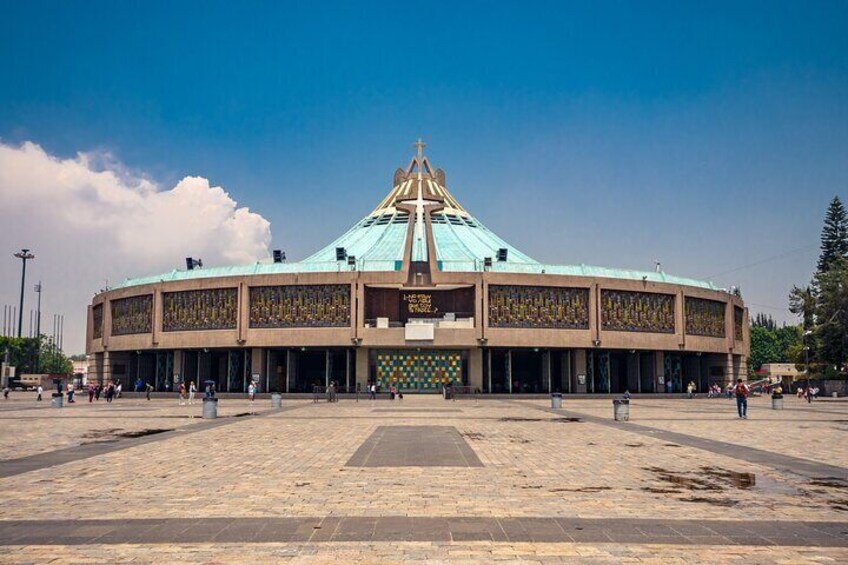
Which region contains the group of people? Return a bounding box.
[177,381,198,405]
[797,385,820,402]
[87,382,122,403]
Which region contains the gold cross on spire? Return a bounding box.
[414,137,426,163]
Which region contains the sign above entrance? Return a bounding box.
[402,292,437,315]
[365,286,475,323]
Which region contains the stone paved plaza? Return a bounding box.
[0,393,846,564]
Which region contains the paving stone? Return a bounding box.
[1,396,847,563]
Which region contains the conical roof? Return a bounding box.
[113,142,719,291]
[300,142,538,271]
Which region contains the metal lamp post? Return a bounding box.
[13,249,35,338]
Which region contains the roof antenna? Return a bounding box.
[654,260,662,273]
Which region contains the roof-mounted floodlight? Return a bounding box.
[185,257,203,270]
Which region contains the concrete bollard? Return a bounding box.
[51,393,63,408]
[613,399,629,421]
[551,392,562,409]
[271,393,282,409]
[834,392,839,398]
[202,397,218,419]
[771,396,784,410]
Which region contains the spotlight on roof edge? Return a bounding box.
[185,257,203,270]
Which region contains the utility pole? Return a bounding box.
[804,329,813,391]
[35,282,42,338]
[14,249,35,338]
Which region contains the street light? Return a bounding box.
[13,249,35,338]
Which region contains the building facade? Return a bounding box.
[86,146,748,394]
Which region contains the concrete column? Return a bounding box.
[251,348,266,390]
[627,352,639,392]
[590,284,600,345]
[732,354,742,380]
[102,351,113,385]
[93,352,105,384]
[238,282,249,345]
[725,353,735,385]
[468,348,483,391]
[573,349,587,393]
[355,347,369,388]
[102,301,112,348]
[172,350,183,385]
[152,288,162,346]
[738,354,748,380]
[655,351,665,391]
[543,350,551,393]
[724,300,734,350]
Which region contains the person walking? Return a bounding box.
[369,382,376,400]
[105,383,114,403]
[145,382,153,401]
[94,384,102,401]
[804,386,813,403]
[248,382,256,402]
[188,382,196,405]
[734,378,749,419]
[88,383,95,403]
[3,386,10,400]
[116,383,122,399]
[178,382,187,405]
[36,384,43,402]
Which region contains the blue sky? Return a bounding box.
[2,0,847,342]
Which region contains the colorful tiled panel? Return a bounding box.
[92,303,103,340]
[375,350,463,390]
[249,284,350,328]
[488,285,589,329]
[734,306,744,341]
[685,297,726,338]
[601,290,675,334]
[110,295,152,336]
[163,288,238,332]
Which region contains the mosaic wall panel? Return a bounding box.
[110,295,152,336]
[92,304,103,340]
[600,290,675,334]
[734,306,744,341]
[249,285,350,328]
[488,285,589,329]
[163,288,238,332]
[685,297,726,338]
[375,350,463,390]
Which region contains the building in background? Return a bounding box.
[86,145,748,394]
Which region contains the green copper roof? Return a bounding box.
[111,148,719,292]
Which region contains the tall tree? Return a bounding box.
[815,258,848,374]
[749,326,782,372]
[817,196,848,273]
[789,284,816,331]
[752,313,777,330]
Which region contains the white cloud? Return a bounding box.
[0,141,272,354]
